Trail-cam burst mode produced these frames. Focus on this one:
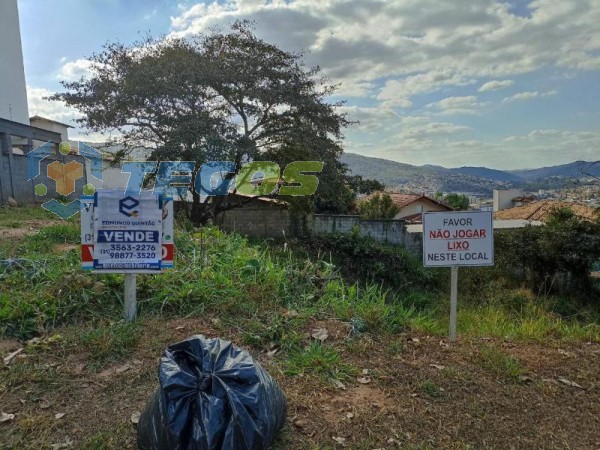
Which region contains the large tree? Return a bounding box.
[52,21,354,222]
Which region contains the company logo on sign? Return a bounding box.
[119,196,140,217]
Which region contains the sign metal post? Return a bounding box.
[422,211,494,343]
[124,273,137,322]
[449,265,458,342]
[81,190,175,322]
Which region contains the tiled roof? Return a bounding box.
[365,192,452,209]
[494,200,598,222]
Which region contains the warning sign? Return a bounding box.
[423,211,494,267]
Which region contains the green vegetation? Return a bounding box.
[2,207,600,450]
[79,322,141,368]
[1,210,599,345]
[443,193,470,210]
[476,345,523,381]
[420,379,443,398]
[494,208,600,296]
[283,341,356,381]
[356,192,400,219]
[298,231,439,292]
[0,205,56,225]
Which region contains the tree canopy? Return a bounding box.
[443,193,469,210]
[357,193,400,220]
[52,21,354,221]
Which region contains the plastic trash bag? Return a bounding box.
[137,335,286,450]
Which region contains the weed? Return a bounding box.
[283,341,356,381]
[476,345,523,380]
[420,379,442,398]
[79,322,140,368]
[388,339,404,355]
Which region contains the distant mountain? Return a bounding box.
[445,167,523,183]
[510,161,600,181]
[340,153,516,195]
[340,153,598,195]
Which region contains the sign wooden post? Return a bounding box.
[423,211,494,342]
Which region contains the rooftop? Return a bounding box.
[494,200,598,222]
[365,192,452,210]
[29,115,74,129]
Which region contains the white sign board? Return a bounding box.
[81,190,174,273]
[423,211,494,267]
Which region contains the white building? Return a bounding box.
[0,0,30,125]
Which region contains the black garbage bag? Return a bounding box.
[137,335,286,450]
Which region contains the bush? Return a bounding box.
[300,232,440,292]
[494,213,600,298]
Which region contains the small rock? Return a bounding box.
[3,348,23,365]
[55,413,66,419]
[293,419,308,429]
[0,412,15,423]
[6,197,18,207]
[558,377,584,389]
[333,380,346,390]
[311,328,329,342]
[131,411,141,425]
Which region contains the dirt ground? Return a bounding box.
[1,316,599,450]
[0,219,63,240]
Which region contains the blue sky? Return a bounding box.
[18,0,600,170]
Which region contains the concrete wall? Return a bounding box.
[310,214,360,235]
[215,201,293,239]
[0,152,87,205]
[0,0,29,125]
[213,207,426,255]
[309,214,423,254]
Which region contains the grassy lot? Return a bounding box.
[1,206,599,449]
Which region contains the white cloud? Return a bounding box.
[478,80,514,92]
[426,96,480,115]
[27,86,117,143]
[376,70,474,107]
[341,105,399,132]
[170,0,600,86]
[502,89,557,102]
[386,116,471,142]
[57,58,94,82]
[27,86,80,124]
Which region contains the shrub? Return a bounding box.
[494,212,600,298]
[300,232,440,292]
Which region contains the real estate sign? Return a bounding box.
[81,190,174,273]
[423,211,494,267]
